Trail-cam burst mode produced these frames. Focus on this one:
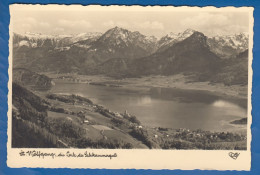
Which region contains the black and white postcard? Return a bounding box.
[8,5,253,170]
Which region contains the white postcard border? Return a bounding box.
[7,5,254,170]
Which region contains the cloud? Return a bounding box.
[39,22,50,28]
[103,20,114,27]
[21,23,32,30]
[53,27,65,33]
[12,11,248,37]
[181,13,229,27]
[24,17,37,25]
[180,13,247,36]
[14,17,93,34]
[103,20,164,32]
[103,20,130,28]
[58,19,92,29]
[14,17,53,34]
[136,21,164,30]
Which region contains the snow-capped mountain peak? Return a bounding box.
[207,33,249,58]
[13,27,249,60]
[23,32,60,39]
[157,29,196,51]
[183,28,196,35]
[70,32,102,43]
[82,27,158,59]
[100,26,131,42]
[13,32,102,49]
[145,35,158,43]
[208,33,248,49]
[163,29,196,41]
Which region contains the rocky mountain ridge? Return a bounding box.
[13,32,102,49]
[12,27,249,85]
[14,27,248,57]
[207,33,249,58]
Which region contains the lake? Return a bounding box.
[50,81,247,133]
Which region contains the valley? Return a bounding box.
[13,27,249,87]
[12,78,247,149]
[11,26,249,150]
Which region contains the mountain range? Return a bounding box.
[12,27,249,85]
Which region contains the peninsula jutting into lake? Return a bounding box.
[11,9,249,150]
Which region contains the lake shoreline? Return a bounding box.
[44,92,247,149]
[44,73,248,101]
[49,74,248,110]
[46,75,248,132]
[14,74,247,149]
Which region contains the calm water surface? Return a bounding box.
[50,81,247,133]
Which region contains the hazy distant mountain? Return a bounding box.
[12,32,102,71]
[13,33,67,48]
[207,33,248,59]
[13,27,158,72]
[13,32,102,48]
[12,27,249,85]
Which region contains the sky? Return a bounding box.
[10,5,250,38]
